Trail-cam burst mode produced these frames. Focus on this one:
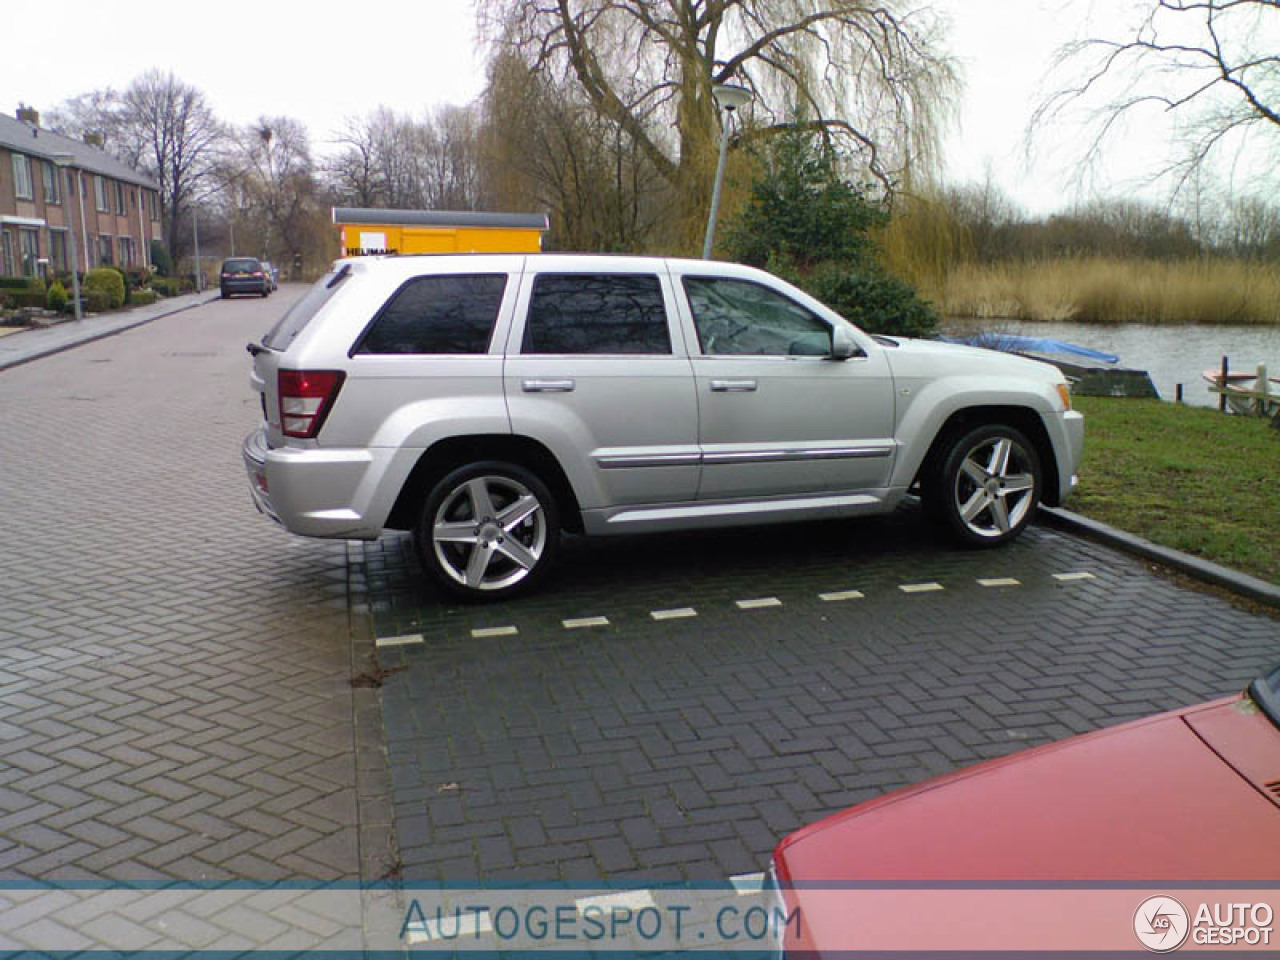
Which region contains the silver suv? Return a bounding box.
[243,254,1084,601]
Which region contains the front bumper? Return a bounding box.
[1059,409,1085,500]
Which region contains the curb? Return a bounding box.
[1037,505,1280,609]
[0,293,220,372]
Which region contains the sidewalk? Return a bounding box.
[0,290,219,371]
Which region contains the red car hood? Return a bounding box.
[774,695,1280,884]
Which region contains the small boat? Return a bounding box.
[942,333,1159,398]
[1201,365,1280,417]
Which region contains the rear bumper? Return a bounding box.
[241,426,399,539]
[222,278,268,294]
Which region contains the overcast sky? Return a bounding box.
[1,0,1252,216]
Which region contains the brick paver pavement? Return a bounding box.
[0,290,390,882]
[368,504,1279,884]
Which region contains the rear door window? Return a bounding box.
[522,274,670,355]
[352,274,508,355]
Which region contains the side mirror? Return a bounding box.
[829,324,860,361]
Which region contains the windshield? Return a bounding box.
[1248,663,1280,730]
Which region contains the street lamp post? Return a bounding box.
[702,83,753,260]
[192,207,202,292]
[51,154,83,322]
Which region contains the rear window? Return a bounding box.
[262,264,351,351]
[522,274,670,355]
[222,258,261,274]
[353,274,508,355]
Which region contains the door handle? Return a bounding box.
[522,379,576,393]
[710,379,757,392]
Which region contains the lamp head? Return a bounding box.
[712,83,752,112]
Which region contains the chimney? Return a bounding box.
[84,132,105,149]
[16,103,40,127]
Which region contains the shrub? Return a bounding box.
[3,291,47,310]
[46,281,68,313]
[130,289,157,306]
[0,276,31,290]
[805,265,940,339]
[84,290,111,313]
[108,266,132,304]
[84,267,126,309]
[150,240,172,277]
[150,276,179,297]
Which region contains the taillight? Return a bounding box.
[278,370,345,438]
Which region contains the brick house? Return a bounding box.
[0,105,163,280]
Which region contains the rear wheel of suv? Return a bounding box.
[929,423,1041,547]
[417,461,560,602]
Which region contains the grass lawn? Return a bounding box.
[1067,397,1278,585]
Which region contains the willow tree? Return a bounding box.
[480,0,955,249]
[1037,0,1280,196]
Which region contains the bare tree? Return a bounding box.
[44,89,121,148]
[231,117,323,269]
[481,0,955,247]
[115,71,227,264]
[480,53,668,250]
[326,106,482,211]
[46,72,226,262]
[1037,0,1280,194]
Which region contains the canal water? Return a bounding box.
[943,319,1280,408]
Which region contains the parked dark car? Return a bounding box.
[260,261,279,291]
[220,257,270,298]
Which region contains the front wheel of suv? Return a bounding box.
[416,461,560,602]
[928,423,1041,547]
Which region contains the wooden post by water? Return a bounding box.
[1219,356,1229,412]
[1175,383,1183,404]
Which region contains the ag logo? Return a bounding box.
[1134,896,1190,952]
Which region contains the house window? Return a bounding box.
[12,154,34,200]
[114,181,126,215]
[98,235,113,265]
[148,192,159,220]
[49,230,69,272]
[1,231,13,276]
[95,175,108,212]
[117,237,134,267]
[18,228,40,277]
[42,161,61,205]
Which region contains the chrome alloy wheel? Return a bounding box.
[431,475,548,592]
[952,434,1037,538]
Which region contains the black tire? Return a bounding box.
[220,287,230,299]
[927,423,1041,548]
[415,461,560,602]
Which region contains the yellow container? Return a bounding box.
[333,208,547,257]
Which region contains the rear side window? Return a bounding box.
[263,264,351,351]
[354,274,507,355]
[522,274,670,355]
